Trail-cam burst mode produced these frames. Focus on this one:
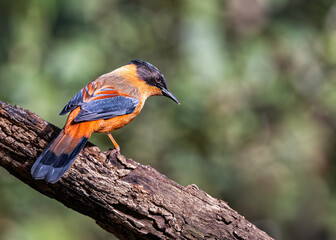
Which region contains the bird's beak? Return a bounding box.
[161,88,180,104]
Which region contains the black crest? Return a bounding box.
[129,59,168,90]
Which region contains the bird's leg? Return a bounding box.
[107,132,120,152]
[106,133,120,159]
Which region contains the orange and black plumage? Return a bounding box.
[31,60,179,183]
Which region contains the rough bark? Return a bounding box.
[0,101,274,240]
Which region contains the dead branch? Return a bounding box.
[0,101,273,240]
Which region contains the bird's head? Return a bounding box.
[129,59,180,104]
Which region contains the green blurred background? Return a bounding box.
[1,0,336,239]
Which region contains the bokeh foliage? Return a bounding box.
[1,0,336,239]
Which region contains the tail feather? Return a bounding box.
[31,130,88,183]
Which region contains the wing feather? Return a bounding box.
[60,82,139,122]
[74,96,139,122]
[59,89,84,115]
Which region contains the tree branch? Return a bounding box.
[0,101,273,240]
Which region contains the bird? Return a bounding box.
[31,59,179,184]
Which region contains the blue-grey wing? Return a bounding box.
[59,89,84,115]
[60,82,96,115]
[73,96,139,122]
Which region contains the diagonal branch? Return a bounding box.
[0,101,273,240]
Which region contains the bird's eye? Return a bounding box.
[155,76,161,83]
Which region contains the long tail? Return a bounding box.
[31,129,88,183]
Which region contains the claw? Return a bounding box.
[105,147,120,161]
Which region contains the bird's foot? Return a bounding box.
[105,147,120,162]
